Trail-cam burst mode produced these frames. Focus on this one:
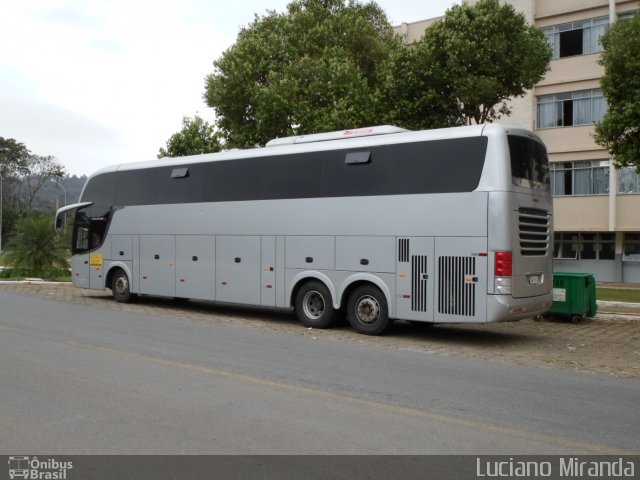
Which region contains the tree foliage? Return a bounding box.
[594,14,640,170]
[0,137,65,248]
[388,0,551,127]
[203,0,551,140]
[204,0,402,148]
[0,137,29,176]
[18,155,65,211]
[158,115,222,158]
[384,34,460,130]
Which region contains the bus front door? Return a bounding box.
[72,212,91,288]
[72,253,90,288]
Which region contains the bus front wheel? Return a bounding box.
[295,281,338,329]
[111,269,135,303]
[347,285,389,335]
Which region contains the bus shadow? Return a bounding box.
[92,293,300,325]
[87,293,538,348]
[390,321,539,348]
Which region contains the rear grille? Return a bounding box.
[518,208,549,256]
[438,256,476,317]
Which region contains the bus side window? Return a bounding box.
[75,226,89,252]
[89,215,110,249]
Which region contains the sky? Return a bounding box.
[0,0,459,176]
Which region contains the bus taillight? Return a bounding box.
[494,251,512,295]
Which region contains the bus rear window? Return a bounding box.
[508,135,550,191]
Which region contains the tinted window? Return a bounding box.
[80,172,116,208]
[158,165,204,203]
[259,154,321,199]
[396,138,486,194]
[322,149,396,197]
[92,137,488,206]
[116,169,158,205]
[508,135,550,191]
[203,158,259,202]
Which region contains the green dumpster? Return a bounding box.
[548,272,597,322]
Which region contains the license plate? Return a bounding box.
[528,274,541,285]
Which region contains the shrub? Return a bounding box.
[4,214,69,277]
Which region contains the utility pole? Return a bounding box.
[51,177,67,228]
[0,174,3,253]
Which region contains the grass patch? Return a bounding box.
[0,266,71,282]
[597,287,640,303]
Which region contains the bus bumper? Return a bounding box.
[487,292,553,323]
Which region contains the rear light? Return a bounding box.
[495,251,512,277]
[494,251,512,295]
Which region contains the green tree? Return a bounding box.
[18,154,65,211]
[1,138,64,248]
[5,214,69,275]
[158,115,223,158]
[0,137,29,176]
[594,14,640,170]
[384,36,460,130]
[204,0,402,148]
[390,0,551,127]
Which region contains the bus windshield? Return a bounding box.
[508,135,549,191]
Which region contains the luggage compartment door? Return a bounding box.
[176,235,215,301]
[216,236,261,305]
[140,235,176,297]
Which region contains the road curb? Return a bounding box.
[0,280,72,286]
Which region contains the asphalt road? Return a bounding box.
[1,290,638,455]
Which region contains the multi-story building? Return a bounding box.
[395,0,640,282]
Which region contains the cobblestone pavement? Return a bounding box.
[2,282,640,379]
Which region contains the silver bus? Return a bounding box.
[56,124,553,335]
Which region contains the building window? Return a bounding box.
[618,10,639,21]
[623,233,640,261]
[537,89,606,129]
[542,16,609,59]
[554,233,578,259]
[554,232,615,260]
[618,167,640,194]
[550,161,609,196]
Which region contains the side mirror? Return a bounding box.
[55,213,64,231]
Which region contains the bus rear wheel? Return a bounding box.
[295,281,338,329]
[347,285,389,335]
[111,269,135,303]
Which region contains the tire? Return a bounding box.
[347,285,389,335]
[111,269,135,303]
[295,281,338,329]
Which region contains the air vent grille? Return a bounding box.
[438,256,476,317]
[518,208,549,256]
[411,255,428,312]
[399,238,409,262]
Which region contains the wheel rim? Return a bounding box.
[355,295,380,324]
[302,291,325,320]
[114,275,128,295]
